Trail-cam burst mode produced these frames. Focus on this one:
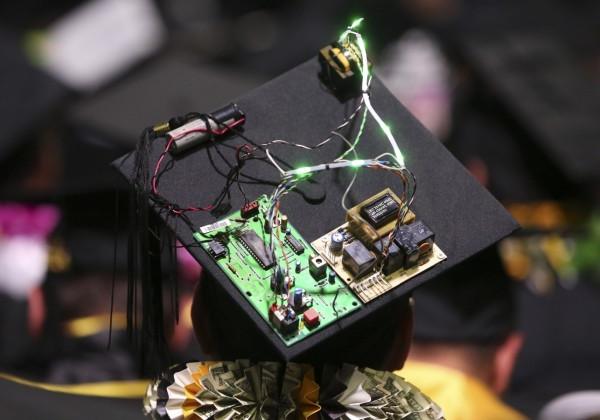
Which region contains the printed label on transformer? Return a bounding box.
[360,193,400,228]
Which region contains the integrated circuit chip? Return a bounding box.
[208,240,227,259]
[239,230,275,269]
[285,233,305,255]
[360,193,400,228]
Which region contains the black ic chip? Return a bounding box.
[239,230,275,269]
[285,233,305,255]
[208,240,227,259]
[360,193,400,228]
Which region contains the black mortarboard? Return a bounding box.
[454,29,600,199]
[0,26,65,164]
[113,27,517,362]
[0,23,129,200]
[412,247,515,345]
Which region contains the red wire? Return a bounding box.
[150,117,245,214]
[169,117,245,142]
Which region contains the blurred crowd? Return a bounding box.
[0,0,599,418]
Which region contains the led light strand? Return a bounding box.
[342,27,406,168]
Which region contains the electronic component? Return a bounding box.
[329,232,344,253]
[200,195,361,346]
[288,288,312,312]
[285,232,305,255]
[395,221,435,269]
[328,270,336,284]
[303,308,320,329]
[346,188,415,247]
[241,200,259,218]
[239,230,275,269]
[374,238,403,275]
[270,266,285,293]
[280,215,288,232]
[318,40,367,99]
[207,240,226,259]
[309,255,327,280]
[313,220,446,303]
[342,240,376,277]
[291,288,304,308]
[269,305,299,336]
[168,103,245,154]
[360,193,400,228]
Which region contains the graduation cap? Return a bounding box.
[0,24,131,200]
[452,28,600,201]
[0,26,65,169]
[113,20,517,364]
[412,247,515,345]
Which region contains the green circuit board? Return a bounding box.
[196,195,362,346]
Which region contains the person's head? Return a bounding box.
[191,272,414,370]
[409,246,523,394]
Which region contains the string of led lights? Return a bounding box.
[338,18,405,168]
[260,18,415,269]
[137,18,416,277]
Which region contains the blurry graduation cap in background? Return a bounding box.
[0,26,66,174]
[112,18,518,370]
[27,0,166,93]
[412,247,516,345]
[446,1,600,204]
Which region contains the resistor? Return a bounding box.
[227,263,237,275]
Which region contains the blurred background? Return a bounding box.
[0,0,599,418]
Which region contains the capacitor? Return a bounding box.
[280,215,288,232]
[295,260,302,273]
[330,232,344,253]
[291,288,304,308]
[328,270,336,284]
[271,266,284,292]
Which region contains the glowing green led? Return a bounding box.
[396,152,406,168]
[381,123,392,137]
[293,167,313,178]
[339,17,364,42]
[349,17,364,30]
[350,159,366,167]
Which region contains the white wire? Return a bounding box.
[341,171,358,211]
[266,148,285,174]
[259,98,364,151]
[345,29,406,168]
[264,22,412,266]
[330,131,361,211]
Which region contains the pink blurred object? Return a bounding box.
[0,203,60,299]
[177,245,202,284]
[378,30,452,140]
[0,203,60,238]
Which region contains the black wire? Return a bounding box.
[332,287,341,319]
[108,188,120,350]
